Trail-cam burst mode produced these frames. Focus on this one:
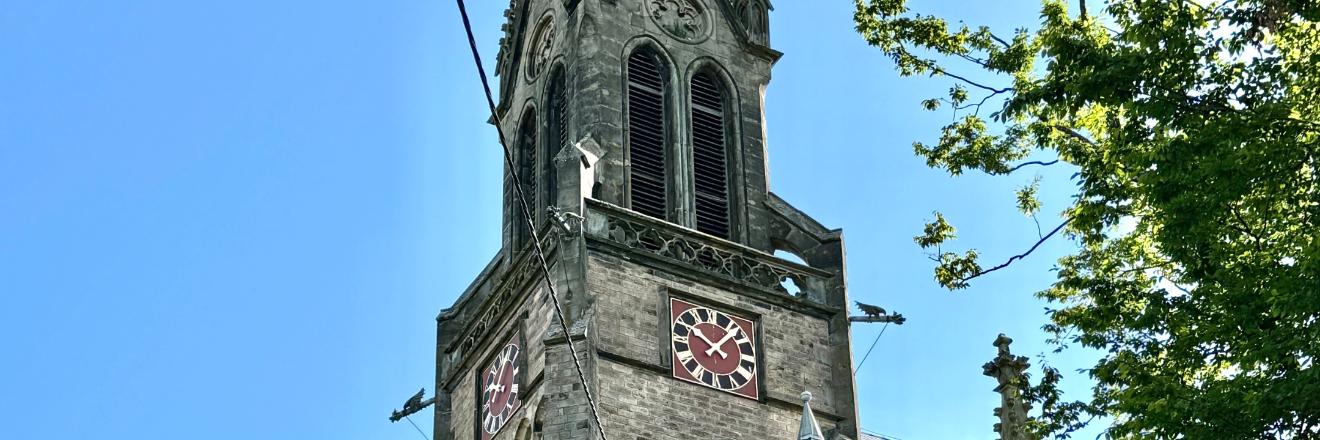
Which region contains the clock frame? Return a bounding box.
[669,297,760,400]
[476,332,525,440]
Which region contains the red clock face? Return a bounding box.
[670,298,758,399]
[479,341,521,440]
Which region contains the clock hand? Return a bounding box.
[705,324,741,357]
[488,357,510,394]
[691,327,727,359]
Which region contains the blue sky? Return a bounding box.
[1,1,1101,439]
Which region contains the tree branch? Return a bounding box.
[1055,125,1099,146]
[960,219,1071,284]
[949,89,1009,119]
[895,45,1014,95]
[956,53,992,70]
[1228,207,1266,252]
[1003,159,1061,174]
[1117,258,1175,277]
[932,66,1013,94]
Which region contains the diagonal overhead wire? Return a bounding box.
[853,322,890,375]
[405,416,431,440]
[451,1,610,439]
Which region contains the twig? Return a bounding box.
[932,66,1013,94]
[896,45,1013,94]
[960,219,1072,283]
[956,53,992,69]
[1228,207,1266,251]
[953,90,1007,117]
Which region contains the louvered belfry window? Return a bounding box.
[690,71,732,239]
[546,67,568,207]
[626,48,669,220]
[515,112,538,245]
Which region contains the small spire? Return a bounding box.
[983,333,1032,440]
[798,391,825,440]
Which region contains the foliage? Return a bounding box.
[857,0,1320,438]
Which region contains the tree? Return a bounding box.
[854,0,1319,438]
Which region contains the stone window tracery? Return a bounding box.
[525,17,555,81]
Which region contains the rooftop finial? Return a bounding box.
[983,334,1032,440]
[798,390,825,440]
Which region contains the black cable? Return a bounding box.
[854,322,890,375]
[861,428,905,440]
[451,1,610,439]
[405,416,431,440]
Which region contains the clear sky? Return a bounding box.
[1,1,1102,439]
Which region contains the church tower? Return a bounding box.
[435,1,861,438]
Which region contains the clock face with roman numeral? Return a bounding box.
[479,340,521,440]
[670,297,759,399]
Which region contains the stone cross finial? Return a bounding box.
[798,391,826,440]
[982,334,1033,440]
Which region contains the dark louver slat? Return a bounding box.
[628,49,668,220]
[516,114,539,245]
[629,123,662,139]
[690,72,730,238]
[547,69,567,206]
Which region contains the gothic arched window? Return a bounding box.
[690,71,732,239]
[626,47,670,221]
[515,110,538,246]
[545,66,568,207]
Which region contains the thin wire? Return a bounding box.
[451,1,610,439]
[404,416,431,440]
[861,428,905,440]
[853,322,890,375]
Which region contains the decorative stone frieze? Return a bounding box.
[584,199,832,302]
[441,232,557,385]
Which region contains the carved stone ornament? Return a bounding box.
[585,200,833,302]
[646,0,711,44]
[526,17,555,81]
[494,3,519,79]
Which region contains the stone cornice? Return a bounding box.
[437,226,560,385]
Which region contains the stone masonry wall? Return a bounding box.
[587,250,850,437]
[439,279,563,440]
[598,358,837,440]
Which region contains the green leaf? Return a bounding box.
[857,0,1320,437]
[1016,175,1042,217]
[914,211,956,249]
